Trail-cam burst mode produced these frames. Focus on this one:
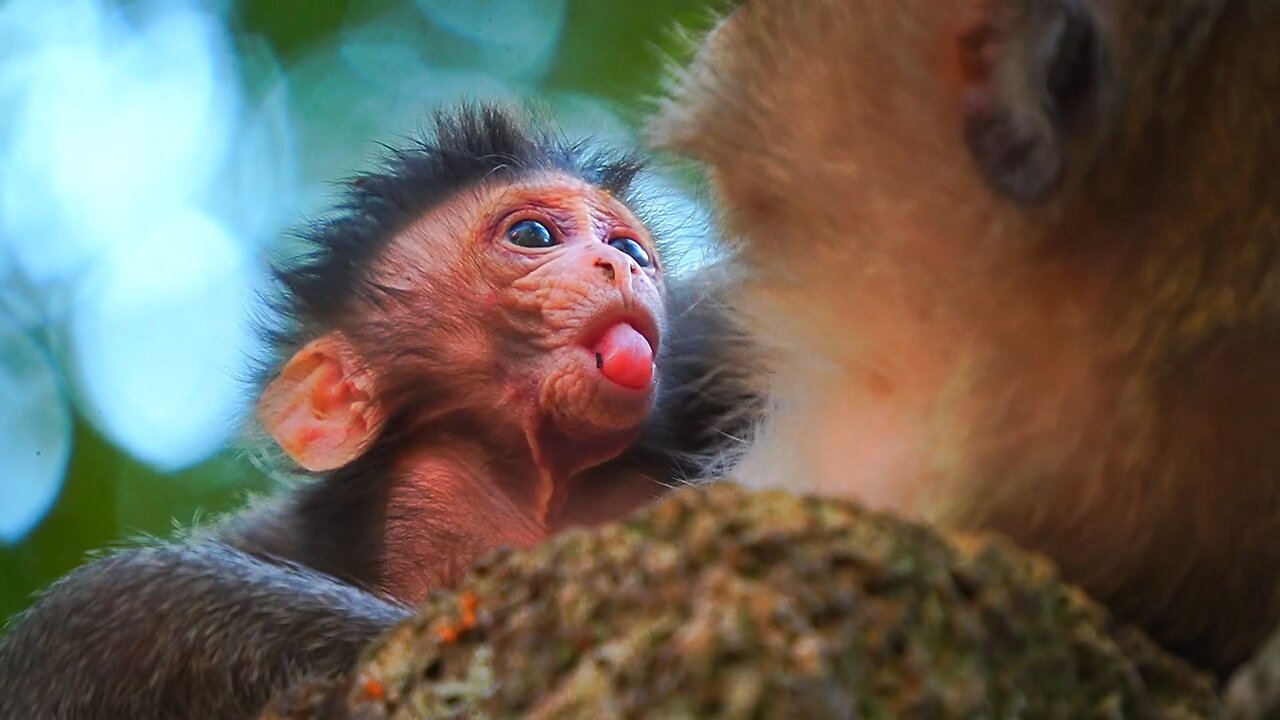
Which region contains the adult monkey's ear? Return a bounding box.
[259,333,385,472]
[956,0,1110,204]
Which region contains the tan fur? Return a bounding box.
[653,0,1280,672]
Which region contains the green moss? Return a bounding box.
[264,484,1220,719]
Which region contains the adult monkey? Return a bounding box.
[653,0,1280,675]
[0,104,755,719]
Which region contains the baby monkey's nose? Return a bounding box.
[594,253,636,292]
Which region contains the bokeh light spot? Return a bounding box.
[0,317,72,545]
[68,209,260,472]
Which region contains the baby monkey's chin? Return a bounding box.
[542,349,657,441]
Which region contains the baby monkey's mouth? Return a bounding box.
[579,310,660,391]
[592,322,654,389]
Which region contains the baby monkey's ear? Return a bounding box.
[259,333,385,472]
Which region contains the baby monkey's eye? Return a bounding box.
[608,237,651,267]
[506,220,557,249]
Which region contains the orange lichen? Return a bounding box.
[358,675,386,701]
[460,591,478,626]
[434,591,480,644]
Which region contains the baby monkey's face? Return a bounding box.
[480,174,665,441]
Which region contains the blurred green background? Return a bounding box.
[0,0,719,623]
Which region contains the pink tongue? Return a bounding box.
[592,323,654,389]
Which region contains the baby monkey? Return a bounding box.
[0,103,750,719]
[246,103,683,599]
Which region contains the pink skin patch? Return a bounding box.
[592,322,654,389]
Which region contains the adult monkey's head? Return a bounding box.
[654,0,1280,675]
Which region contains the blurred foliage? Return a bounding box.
[0,0,719,623]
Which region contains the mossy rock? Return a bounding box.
[263,483,1219,719]
[1226,625,1280,719]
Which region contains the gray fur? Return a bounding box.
[0,542,408,719]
